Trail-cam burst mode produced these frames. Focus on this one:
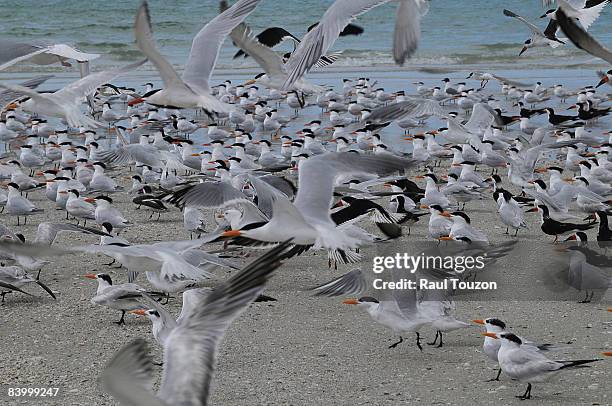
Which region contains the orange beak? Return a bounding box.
[221,230,242,237]
[7,102,18,109]
[191,153,201,157]
[414,175,424,180]
[127,97,145,106]
[526,207,539,213]
[342,298,359,305]
[602,351,612,357]
[130,309,146,316]
[404,137,413,140]
[84,198,96,203]
[482,332,498,339]
[441,211,452,218]
[420,204,429,209]
[438,236,454,241]
[472,319,485,325]
[534,167,547,173]
[84,274,97,279]
[567,105,576,110]
[607,308,612,312]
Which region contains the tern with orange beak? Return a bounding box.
[492,331,600,400]
[128,0,260,112]
[85,273,148,325]
[343,293,433,351]
[209,153,414,264]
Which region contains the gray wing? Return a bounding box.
[0,75,54,105]
[311,268,367,296]
[156,242,292,406]
[490,73,533,87]
[33,222,110,245]
[98,144,164,167]
[55,59,148,103]
[257,175,296,201]
[556,7,612,64]
[464,103,495,135]
[283,0,391,89]
[176,288,212,325]
[230,22,286,77]
[181,249,241,270]
[294,153,415,225]
[503,9,546,38]
[248,174,291,219]
[183,0,262,93]
[393,0,428,65]
[0,40,43,66]
[134,1,185,89]
[99,339,166,406]
[162,182,249,209]
[365,99,448,123]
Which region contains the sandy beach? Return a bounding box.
[0,150,610,406]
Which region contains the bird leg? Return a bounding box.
[516,383,532,400]
[0,291,10,303]
[427,330,440,346]
[416,332,423,351]
[104,259,116,266]
[578,290,593,303]
[388,336,404,349]
[486,368,502,382]
[114,310,126,325]
[429,331,443,348]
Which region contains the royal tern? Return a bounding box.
[218,152,415,263]
[485,331,600,399]
[129,0,261,112]
[84,272,149,325]
[0,59,146,128]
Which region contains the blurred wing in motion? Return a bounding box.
[283,0,392,90]
[100,339,166,406]
[156,241,292,405]
[393,0,428,65]
[556,7,612,63]
[311,268,367,296]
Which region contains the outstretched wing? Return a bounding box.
[556,7,612,63]
[99,339,166,406]
[503,9,546,38]
[283,0,391,90]
[183,0,262,93]
[156,242,291,406]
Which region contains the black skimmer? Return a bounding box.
[527,204,594,242]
